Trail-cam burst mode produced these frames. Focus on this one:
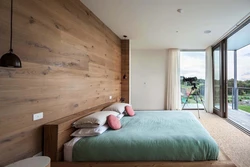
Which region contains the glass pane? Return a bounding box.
[214,47,221,109]
[227,50,234,110]
[180,51,206,109]
[237,45,250,113]
[227,21,250,130]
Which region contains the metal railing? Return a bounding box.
[228,87,250,110]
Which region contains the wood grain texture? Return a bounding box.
[51,149,235,167]
[44,102,114,162]
[51,161,236,167]
[121,40,130,103]
[0,0,121,166]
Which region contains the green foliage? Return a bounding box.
[227,79,250,87]
[181,78,205,105]
[228,95,250,102]
[239,105,250,113]
[228,79,250,95]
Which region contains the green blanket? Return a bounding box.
[73,111,219,161]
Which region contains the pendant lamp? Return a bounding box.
[0,0,22,68]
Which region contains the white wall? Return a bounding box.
[131,50,166,110]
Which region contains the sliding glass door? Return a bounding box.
[213,41,227,118]
[213,19,250,119]
[226,21,250,130]
[213,46,221,111]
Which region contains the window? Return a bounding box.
[227,44,250,113]
[180,51,206,109]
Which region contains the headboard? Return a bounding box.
[43,102,114,162]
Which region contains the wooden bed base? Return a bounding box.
[51,150,236,167]
[52,161,235,167]
[44,103,236,167]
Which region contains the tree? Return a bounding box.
[227,78,250,95]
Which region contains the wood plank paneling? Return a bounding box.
[44,102,114,162]
[0,0,121,166]
[121,40,130,103]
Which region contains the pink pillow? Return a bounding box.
[107,115,121,130]
[125,106,135,116]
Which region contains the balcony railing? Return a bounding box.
[228,87,250,113]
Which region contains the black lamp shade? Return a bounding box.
[0,52,22,68]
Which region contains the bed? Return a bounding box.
[44,102,236,167]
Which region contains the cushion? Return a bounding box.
[107,115,121,130]
[102,103,131,114]
[125,106,135,116]
[71,125,109,137]
[73,111,119,128]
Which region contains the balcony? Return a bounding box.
[228,87,250,131]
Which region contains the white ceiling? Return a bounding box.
[227,22,250,51]
[81,0,250,50]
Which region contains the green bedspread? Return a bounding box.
[73,111,219,161]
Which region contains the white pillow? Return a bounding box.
[117,113,124,120]
[102,103,131,114]
[73,111,119,128]
[71,125,109,137]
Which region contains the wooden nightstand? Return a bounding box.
[5,156,51,167]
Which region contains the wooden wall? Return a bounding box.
[0,0,121,166]
[121,40,130,103]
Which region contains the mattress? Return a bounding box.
[64,111,219,162]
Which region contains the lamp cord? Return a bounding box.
[9,0,13,53]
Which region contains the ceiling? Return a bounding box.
[81,0,250,50]
[227,22,250,51]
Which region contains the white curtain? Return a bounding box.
[165,49,181,110]
[205,46,213,113]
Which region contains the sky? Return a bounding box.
[228,45,250,81]
[180,51,206,79]
[180,44,250,81]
